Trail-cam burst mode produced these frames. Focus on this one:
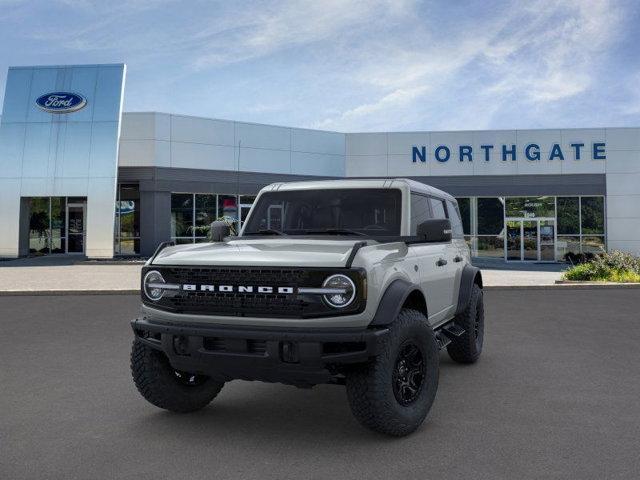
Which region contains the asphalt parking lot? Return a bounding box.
[1,289,640,480]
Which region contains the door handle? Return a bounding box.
[436,258,448,267]
[454,255,463,263]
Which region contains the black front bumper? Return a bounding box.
[131,317,389,387]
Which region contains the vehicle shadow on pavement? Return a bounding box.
[124,358,465,445]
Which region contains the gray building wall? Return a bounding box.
[118,166,606,255]
[118,167,339,255]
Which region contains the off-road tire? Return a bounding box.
[345,308,439,436]
[447,283,484,364]
[131,340,224,413]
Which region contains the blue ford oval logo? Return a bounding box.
[35,92,87,114]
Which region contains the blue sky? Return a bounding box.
[1,0,639,132]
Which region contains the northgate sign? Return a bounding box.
[412,142,606,163]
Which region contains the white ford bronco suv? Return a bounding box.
[131,179,484,436]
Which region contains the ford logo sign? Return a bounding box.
[35,92,87,114]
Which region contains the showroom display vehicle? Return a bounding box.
[130,178,484,436]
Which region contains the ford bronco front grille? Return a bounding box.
[142,266,366,319]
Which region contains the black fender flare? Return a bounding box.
[369,279,427,326]
[455,265,483,316]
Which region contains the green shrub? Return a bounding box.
[563,264,595,281]
[563,250,640,282]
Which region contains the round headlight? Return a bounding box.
[322,274,356,308]
[143,270,166,301]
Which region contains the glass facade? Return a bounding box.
[114,184,140,255]
[454,195,606,261]
[170,193,255,244]
[505,196,555,218]
[27,197,86,255]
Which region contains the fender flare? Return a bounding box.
[370,279,427,326]
[455,265,483,316]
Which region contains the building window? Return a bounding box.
[240,196,256,226]
[29,198,57,254]
[555,196,606,257]
[477,198,504,235]
[114,184,140,255]
[465,195,606,260]
[582,236,605,254]
[505,196,555,218]
[170,193,254,243]
[27,196,86,255]
[218,195,239,234]
[195,194,217,242]
[476,235,504,258]
[581,197,605,234]
[455,198,471,235]
[557,197,579,235]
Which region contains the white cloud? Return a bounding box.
[190,0,413,69]
[2,0,631,130]
[482,0,622,104]
[314,0,625,130]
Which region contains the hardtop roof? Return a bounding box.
[263,178,455,202]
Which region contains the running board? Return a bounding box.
[435,331,451,350]
[435,323,465,350]
[441,323,465,339]
[436,322,464,350]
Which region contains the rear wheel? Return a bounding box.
[131,340,224,413]
[447,283,484,363]
[345,308,439,436]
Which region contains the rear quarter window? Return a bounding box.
[429,198,447,220]
[410,193,432,235]
[446,199,465,239]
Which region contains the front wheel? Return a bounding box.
[345,309,439,436]
[131,340,224,413]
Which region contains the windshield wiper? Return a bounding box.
[245,229,286,236]
[300,228,367,236]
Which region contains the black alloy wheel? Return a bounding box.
[392,341,425,406]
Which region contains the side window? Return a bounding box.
[446,200,464,239]
[429,197,447,220]
[410,193,432,235]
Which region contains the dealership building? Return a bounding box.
[1,63,639,261]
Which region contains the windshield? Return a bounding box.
[242,188,402,236]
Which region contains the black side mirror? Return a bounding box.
[417,219,452,242]
[209,221,231,242]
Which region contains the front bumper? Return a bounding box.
[131,317,389,387]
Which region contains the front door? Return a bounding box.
[66,203,86,254]
[411,242,456,325]
[505,219,556,261]
[522,220,538,261]
[539,220,555,261]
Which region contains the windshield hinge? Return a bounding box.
[149,241,175,264]
[346,241,368,268]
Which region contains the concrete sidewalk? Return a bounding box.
[0,257,142,294]
[0,256,566,293]
[473,257,566,287]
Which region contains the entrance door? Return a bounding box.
[522,221,538,261]
[66,203,86,254]
[539,220,555,261]
[506,220,522,261]
[504,219,556,261]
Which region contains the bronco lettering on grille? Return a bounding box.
[181,284,295,294]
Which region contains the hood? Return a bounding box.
[151,238,364,268]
